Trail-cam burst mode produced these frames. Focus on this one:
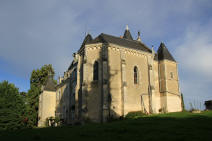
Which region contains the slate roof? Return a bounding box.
[79,32,176,62]
[88,33,152,53]
[81,34,93,46]
[157,42,176,62]
[44,74,56,91]
[123,29,133,40]
[68,61,77,71]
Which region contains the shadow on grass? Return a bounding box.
[1,111,212,141]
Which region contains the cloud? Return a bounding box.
[175,21,212,77]
[0,0,83,77]
[0,0,212,98]
[169,21,212,109]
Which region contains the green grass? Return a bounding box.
[1,111,212,141]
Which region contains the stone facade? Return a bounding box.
[38,90,56,127]
[38,27,182,126]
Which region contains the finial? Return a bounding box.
[160,42,166,47]
[126,24,129,30]
[152,45,154,51]
[152,45,155,55]
[137,30,141,41]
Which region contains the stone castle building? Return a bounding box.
[38,26,182,127]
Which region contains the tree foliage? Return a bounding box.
[30,64,55,88]
[26,64,55,127]
[0,81,26,130]
[181,93,185,111]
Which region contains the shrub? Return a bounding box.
[125,111,146,119]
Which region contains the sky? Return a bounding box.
[0,0,212,110]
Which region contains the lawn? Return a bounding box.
[1,111,212,141]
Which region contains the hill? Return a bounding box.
[1,111,212,141]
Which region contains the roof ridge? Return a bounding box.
[102,33,137,43]
[86,33,152,53]
[101,33,151,51]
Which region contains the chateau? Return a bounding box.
[38,26,182,127]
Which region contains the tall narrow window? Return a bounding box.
[93,61,99,81]
[134,66,138,84]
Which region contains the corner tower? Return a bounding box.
[38,73,56,127]
[157,43,182,112]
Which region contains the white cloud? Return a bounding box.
[175,24,212,77]
[0,0,212,97]
[0,0,83,77]
[169,21,212,109]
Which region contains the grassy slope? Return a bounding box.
[1,111,212,141]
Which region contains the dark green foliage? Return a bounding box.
[30,64,55,88]
[0,65,56,129]
[25,85,40,127]
[0,81,26,130]
[181,93,185,111]
[26,64,55,127]
[125,111,146,119]
[46,116,60,127]
[1,111,212,141]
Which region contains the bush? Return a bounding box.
[0,81,27,130]
[125,111,146,119]
[46,116,61,127]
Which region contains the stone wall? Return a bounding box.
[45,42,182,124]
[38,90,56,127]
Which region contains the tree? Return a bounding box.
[26,85,40,127]
[0,81,26,130]
[181,93,185,111]
[30,64,55,88]
[26,64,56,127]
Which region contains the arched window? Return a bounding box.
[134,66,138,84]
[93,61,99,81]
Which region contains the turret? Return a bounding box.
[81,33,93,46]
[157,42,176,62]
[123,25,133,40]
[43,72,56,91]
[38,73,56,127]
[157,42,182,112]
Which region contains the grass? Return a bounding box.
[1,111,212,141]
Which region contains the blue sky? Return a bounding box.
[0,0,212,109]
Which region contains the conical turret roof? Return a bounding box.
[81,33,93,46]
[43,73,56,91]
[157,42,176,62]
[123,25,133,40]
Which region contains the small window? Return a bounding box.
[93,61,99,81]
[134,66,138,84]
[170,72,174,79]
